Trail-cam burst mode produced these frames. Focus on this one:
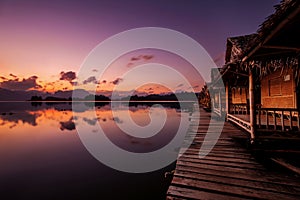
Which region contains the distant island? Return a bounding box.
[30,94,110,101]
[0,87,198,102]
[121,92,198,102]
[29,92,198,102]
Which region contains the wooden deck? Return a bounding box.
[166,108,300,200]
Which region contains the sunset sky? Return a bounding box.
[0,0,280,95]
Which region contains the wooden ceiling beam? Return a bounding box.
[261,45,300,51]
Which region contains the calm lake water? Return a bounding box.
[0,102,195,200]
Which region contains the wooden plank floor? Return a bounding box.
[166,108,300,200]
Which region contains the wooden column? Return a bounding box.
[249,70,256,141]
[225,82,229,120]
[219,88,222,114]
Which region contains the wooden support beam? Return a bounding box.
[219,88,221,113]
[281,111,284,131]
[261,45,300,51]
[249,70,256,141]
[225,82,229,120]
[271,158,300,176]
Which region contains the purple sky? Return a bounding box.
[0,0,280,92]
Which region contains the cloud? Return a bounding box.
[0,75,42,91]
[127,55,154,67]
[92,69,98,72]
[59,71,77,86]
[101,80,107,84]
[146,87,153,91]
[111,78,123,85]
[83,76,98,85]
[70,81,78,86]
[9,73,17,78]
[143,55,153,60]
[130,55,154,61]
[131,57,140,61]
[60,71,76,82]
[177,83,184,88]
[193,85,199,89]
[126,63,134,68]
[0,76,7,80]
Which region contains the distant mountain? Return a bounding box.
[0,88,91,101]
[0,88,46,101]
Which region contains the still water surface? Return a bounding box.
[0,102,195,199]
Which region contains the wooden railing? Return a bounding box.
[227,113,251,133]
[213,107,221,117]
[231,103,248,115]
[256,108,300,131]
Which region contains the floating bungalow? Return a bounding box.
[168,1,300,199]
[209,0,300,143]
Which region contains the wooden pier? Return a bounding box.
[166,108,300,199]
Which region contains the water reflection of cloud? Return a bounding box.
[112,117,123,124]
[0,111,41,128]
[60,117,75,131]
[83,117,98,126]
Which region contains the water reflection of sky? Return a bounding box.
[0,102,195,199]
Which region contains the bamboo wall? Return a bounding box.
[260,68,295,108]
[231,87,248,104]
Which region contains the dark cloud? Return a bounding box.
[101,80,107,84]
[127,55,154,67]
[111,78,123,85]
[146,87,153,91]
[70,81,78,86]
[177,83,184,88]
[0,76,7,80]
[130,55,154,62]
[83,76,98,85]
[143,55,154,60]
[131,56,141,61]
[92,69,98,72]
[0,76,42,91]
[60,71,76,82]
[9,73,17,78]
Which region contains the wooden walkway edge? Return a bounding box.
[166,108,300,200]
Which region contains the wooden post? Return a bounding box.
[249,70,256,142]
[289,111,293,130]
[281,111,284,131]
[219,88,222,117]
[274,111,277,130]
[258,109,261,128]
[225,82,229,120]
[210,89,214,113]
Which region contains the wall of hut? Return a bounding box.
[231,87,248,104]
[260,67,296,108]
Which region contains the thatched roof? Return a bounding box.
[225,34,257,63]
[242,0,300,61]
[258,0,299,37]
[219,0,300,81]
